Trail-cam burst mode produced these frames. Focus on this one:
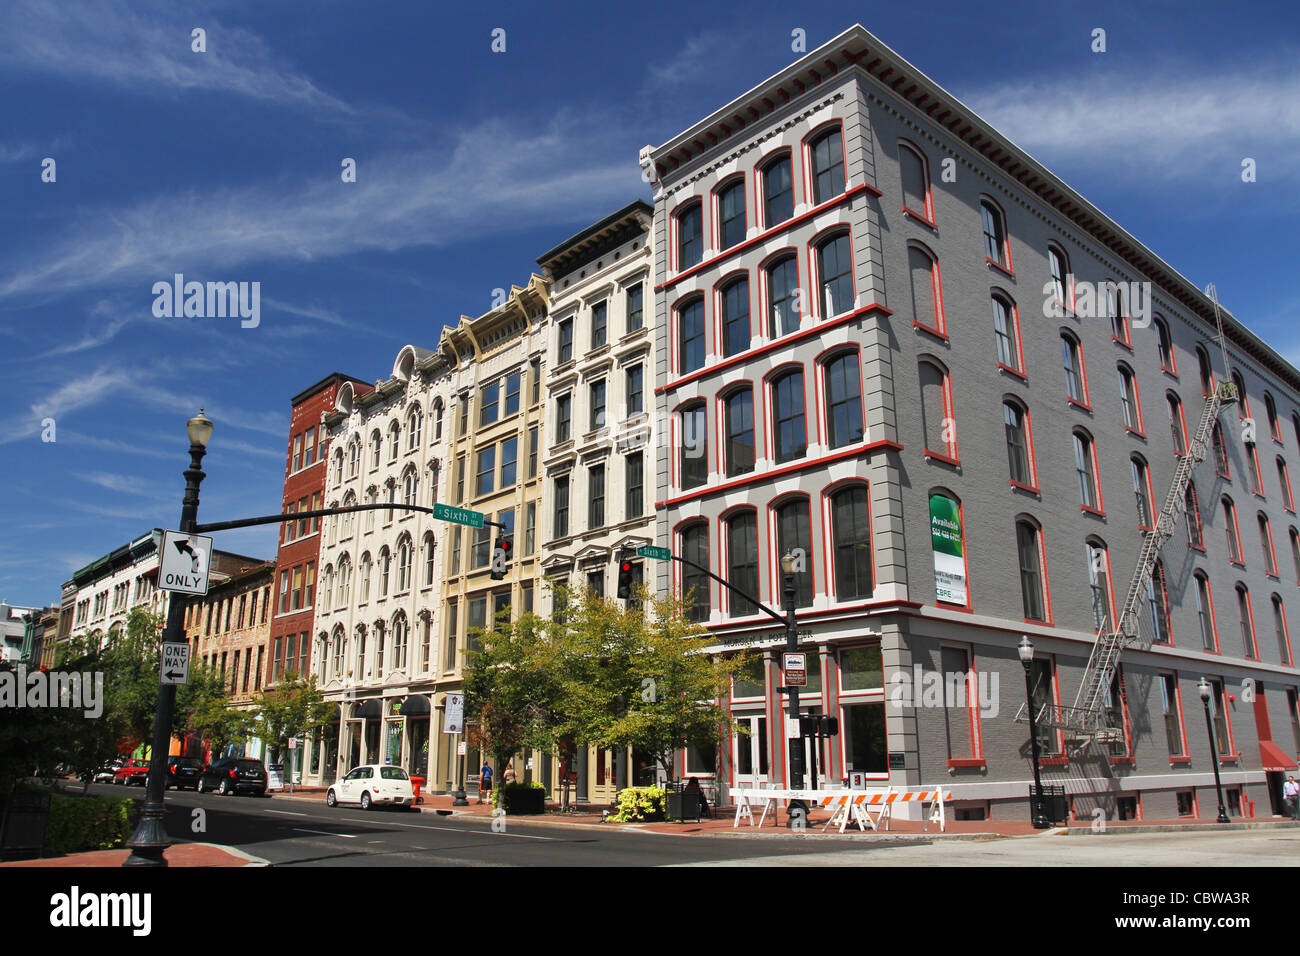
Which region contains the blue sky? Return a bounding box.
[2,0,1297,605]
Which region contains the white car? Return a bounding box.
[325,765,415,810]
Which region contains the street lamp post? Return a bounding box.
[1198,677,1232,824]
[1018,636,1052,829]
[780,553,805,800]
[124,410,213,867]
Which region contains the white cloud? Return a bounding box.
[965,60,1300,185]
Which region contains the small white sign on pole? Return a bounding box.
[443,693,465,734]
[160,643,191,686]
[159,531,214,595]
[457,741,467,756]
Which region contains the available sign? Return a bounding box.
[929,494,967,605]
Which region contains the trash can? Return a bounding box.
[0,788,51,861]
[1029,784,1067,824]
[667,782,701,823]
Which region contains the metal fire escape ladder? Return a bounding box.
[1018,283,1238,750]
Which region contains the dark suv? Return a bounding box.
[166,756,203,790]
[197,758,268,796]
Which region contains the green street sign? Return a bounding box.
[636,545,672,561]
[433,503,485,529]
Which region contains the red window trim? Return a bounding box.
[914,320,948,342]
[985,257,1015,279]
[998,362,1028,382]
[1067,397,1092,412]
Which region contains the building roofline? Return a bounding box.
[648,23,1299,391]
[290,372,371,407]
[536,199,654,274]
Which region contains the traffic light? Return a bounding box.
[616,557,636,599]
[489,536,512,580]
[820,715,840,737]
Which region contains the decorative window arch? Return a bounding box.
[391,612,409,671]
[721,384,755,478]
[759,149,794,228]
[407,404,423,451]
[717,272,751,358]
[378,546,391,597]
[423,532,436,587]
[396,536,412,592]
[979,197,1011,271]
[388,421,401,461]
[806,123,845,204]
[898,140,933,223]
[432,399,444,441]
[675,294,707,374]
[675,199,703,271]
[714,175,747,251]
[348,438,361,478]
[336,555,351,605]
[1155,316,1176,375]
[821,347,864,449]
[359,551,372,602]
[827,481,873,601]
[370,429,382,470]
[402,466,418,507]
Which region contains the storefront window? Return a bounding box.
[840,645,882,691]
[842,701,887,774]
[686,738,717,775]
[732,657,765,699]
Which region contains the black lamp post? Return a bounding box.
[1198,677,1232,824]
[780,552,804,793]
[124,409,213,867]
[1018,636,1052,829]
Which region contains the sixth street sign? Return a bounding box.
[433,503,485,529]
[636,545,671,561]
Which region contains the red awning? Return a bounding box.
[1259,740,1298,772]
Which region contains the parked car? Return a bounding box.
[92,762,122,784]
[112,759,149,786]
[166,756,203,790]
[325,765,415,810]
[197,758,268,796]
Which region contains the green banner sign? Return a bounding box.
[636,545,672,561]
[929,493,967,605]
[433,503,485,529]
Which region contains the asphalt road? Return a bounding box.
[89,782,918,866]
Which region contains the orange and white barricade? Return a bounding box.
[819,787,950,833]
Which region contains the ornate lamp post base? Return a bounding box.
[123,800,172,867]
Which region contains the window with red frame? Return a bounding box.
[1223,496,1244,563]
[1048,246,1070,313]
[1117,364,1142,431]
[1155,317,1176,375]
[992,293,1022,374]
[1062,332,1088,405]
[809,127,845,204]
[1004,399,1035,488]
[716,178,746,252]
[908,244,944,336]
[1194,572,1217,651]
[1085,539,1113,631]
[1290,527,1300,583]
[1259,513,1278,575]
[1271,595,1292,665]
[1017,517,1049,623]
[1279,458,1295,511]
[1108,282,1130,344]
[1074,429,1102,511]
[1236,583,1257,658]
[676,202,703,271]
[1197,345,1214,396]
[980,199,1009,269]
[1266,393,1281,440]
[1148,560,1172,644]
[1232,370,1249,419]
[1168,393,1188,455]
[1246,442,1265,495]
[1212,421,1231,477]
[920,359,957,462]
[1131,456,1154,529]
[899,141,932,222]
[762,153,794,228]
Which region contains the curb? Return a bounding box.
[187,842,272,866]
[1064,820,1300,836]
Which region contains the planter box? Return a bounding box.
[667,790,700,823]
[1,789,51,861]
[501,787,545,815]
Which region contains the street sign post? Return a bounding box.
[160,643,191,686]
[433,503,485,529]
[443,693,465,734]
[636,545,671,561]
[158,531,213,595]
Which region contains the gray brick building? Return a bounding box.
[643,24,1300,822]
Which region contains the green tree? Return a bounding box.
[176,663,252,760]
[250,672,332,793]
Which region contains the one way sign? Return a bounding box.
[160,642,190,686]
[159,531,213,595]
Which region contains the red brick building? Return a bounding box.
[268,373,370,733]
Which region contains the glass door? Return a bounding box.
[733,715,769,788]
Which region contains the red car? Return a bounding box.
[112,759,150,786]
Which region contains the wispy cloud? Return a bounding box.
[74,471,173,501]
[0,0,354,117]
[966,59,1300,186]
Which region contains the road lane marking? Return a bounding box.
[337,816,556,840]
[266,810,308,816]
[293,828,356,838]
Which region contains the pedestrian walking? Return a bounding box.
[478,761,493,803]
[1284,775,1299,820]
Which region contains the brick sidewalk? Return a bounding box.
[0,842,268,867]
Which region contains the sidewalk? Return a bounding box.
[0,843,268,867]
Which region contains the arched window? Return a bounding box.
[1073,429,1101,511]
[1272,594,1292,665]
[980,199,1008,268]
[1212,420,1231,476]
[770,368,807,464]
[1196,345,1214,396]
[348,439,361,478]
[388,421,400,461]
[816,232,853,317]
[761,152,793,227]
[1185,481,1205,549]
[1223,496,1244,564]
[1061,331,1088,405]
[373,621,385,674]
[716,177,746,251]
[333,449,344,486]
[1085,539,1113,631]
[403,469,418,507]
[1004,400,1034,487]
[1131,455,1154,529]
[719,275,750,357]
[331,627,346,677]
[379,547,391,597]
[775,497,814,607]
[808,126,844,203]
[830,484,872,600]
[1048,245,1070,312]
[321,566,333,614]
[1117,364,1142,431]
[1148,560,1172,644]
[679,521,710,622]
[920,359,957,462]
[337,556,351,605]
[823,351,864,449]
[1259,513,1277,575]
[1266,393,1281,440]
[676,201,703,270]
[1016,517,1048,622]
[392,614,408,671]
[370,429,382,469]
[679,401,707,490]
[354,624,367,676]
[1291,527,1300,583]
[365,487,378,532]
[992,292,1022,373]
[723,387,755,477]
[359,552,372,602]
[423,533,436,588]
[1168,392,1188,455]
[1232,370,1250,418]
[407,406,422,451]
[908,243,944,336]
[677,296,706,374]
[1278,457,1294,511]
[397,539,411,592]
[1236,583,1256,658]
[766,254,800,337]
[1108,281,1129,344]
[1155,317,1176,375]
[899,141,932,221]
[433,399,444,441]
[341,491,357,537]
[725,509,759,617]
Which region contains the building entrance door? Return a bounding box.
[346,721,361,772]
[588,745,618,803]
[733,715,769,788]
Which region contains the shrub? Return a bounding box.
[43,792,134,856]
[607,786,666,823]
[491,780,547,812]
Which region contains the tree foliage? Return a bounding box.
[250,671,333,767]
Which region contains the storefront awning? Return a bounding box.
[400,694,430,716]
[1260,740,1298,772]
[354,699,381,719]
